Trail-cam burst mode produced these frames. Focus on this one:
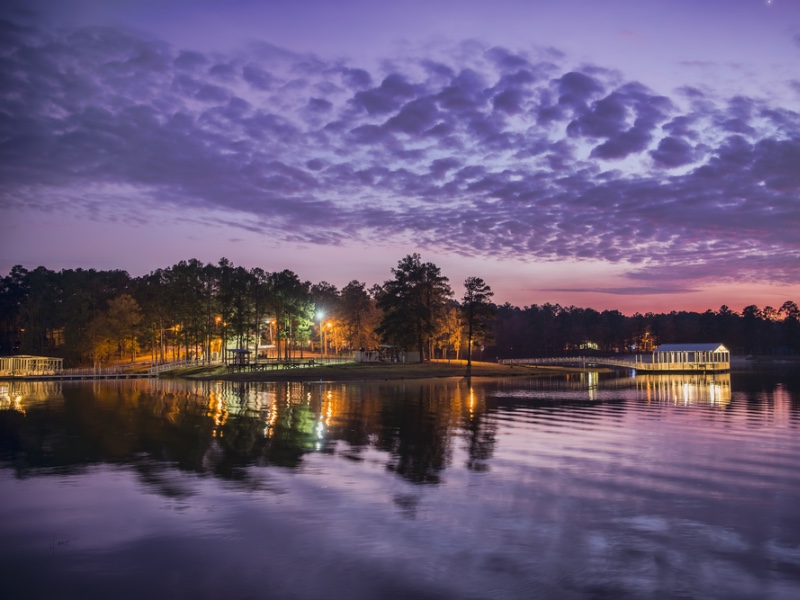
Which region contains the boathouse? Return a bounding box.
[642,343,730,372]
[0,355,64,377]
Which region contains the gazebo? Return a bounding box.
[646,343,730,372]
[226,348,252,366]
[0,355,64,377]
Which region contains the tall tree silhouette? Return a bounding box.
[377,254,452,362]
[461,277,495,377]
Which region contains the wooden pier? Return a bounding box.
[1,371,154,381]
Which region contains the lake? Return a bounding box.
[1,368,799,599]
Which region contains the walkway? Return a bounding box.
[500,356,729,373]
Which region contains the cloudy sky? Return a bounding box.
[2,0,799,314]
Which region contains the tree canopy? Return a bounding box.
[1,257,798,367]
[376,254,452,362]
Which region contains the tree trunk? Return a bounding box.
[466,321,474,378]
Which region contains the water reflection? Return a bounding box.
[0,380,62,413]
[3,371,795,492]
[638,373,732,406]
[0,378,500,487]
[2,371,800,599]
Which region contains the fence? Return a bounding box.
[148,359,217,374]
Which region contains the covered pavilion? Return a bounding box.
[0,355,64,377]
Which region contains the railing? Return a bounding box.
[0,369,63,377]
[499,356,729,372]
[61,366,128,377]
[500,356,636,369]
[0,356,360,378]
[307,355,354,365]
[148,359,218,374]
[225,356,356,372]
[634,361,730,372]
[3,365,153,379]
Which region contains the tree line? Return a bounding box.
[1,255,798,367]
[494,301,800,358]
[0,254,495,367]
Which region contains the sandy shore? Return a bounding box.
[166,360,587,383]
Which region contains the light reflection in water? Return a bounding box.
[587,370,598,400]
[0,370,799,600]
[0,380,62,414]
[637,373,732,406]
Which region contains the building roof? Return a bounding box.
[654,343,729,353]
[1,355,62,359]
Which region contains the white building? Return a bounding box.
[0,355,64,377]
[640,343,730,372]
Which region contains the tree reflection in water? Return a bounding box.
[3,372,800,600]
[0,378,499,491]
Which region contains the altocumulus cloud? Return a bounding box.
[1,18,799,287]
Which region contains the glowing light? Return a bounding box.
[587,371,598,401]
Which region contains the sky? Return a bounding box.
[1,0,799,314]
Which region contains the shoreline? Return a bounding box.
[5,356,795,384]
[161,354,800,383]
[164,360,591,383]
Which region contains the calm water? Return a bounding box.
[1,369,799,599]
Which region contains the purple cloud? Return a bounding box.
[558,71,605,109]
[0,18,798,293]
[352,74,424,115]
[650,136,698,168]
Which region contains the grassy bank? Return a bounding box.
[164,359,586,383]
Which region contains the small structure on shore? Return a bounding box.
[226,348,252,366]
[354,348,420,363]
[0,355,64,377]
[638,343,730,373]
[354,350,381,363]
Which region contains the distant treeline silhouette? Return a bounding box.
[1,258,798,366]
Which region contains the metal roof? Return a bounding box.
[654,343,729,353]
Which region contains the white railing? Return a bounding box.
[499,356,729,372]
[60,366,127,376]
[500,356,636,368]
[148,359,216,374]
